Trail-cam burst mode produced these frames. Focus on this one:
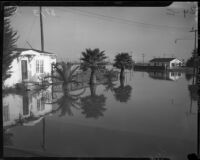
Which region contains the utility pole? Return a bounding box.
[40,6,44,52]
[190,27,198,85]
[40,6,45,151]
[142,53,145,66]
[130,51,133,69]
[198,97,200,157]
[190,26,199,157]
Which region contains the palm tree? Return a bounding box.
[80,48,107,84]
[80,84,107,119]
[3,6,19,85]
[44,62,80,92]
[113,53,133,79]
[113,77,132,103]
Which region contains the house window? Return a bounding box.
[171,63,175,67]
[40,60,44,73]
[36,60,44,73]
[37,99,40,111]
[37,99,45,111]
[36,60,40,73]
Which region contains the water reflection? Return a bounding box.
[113,77,132,103]
[81,84,107,119]
[51,88,85,117]
[148,71,182,81]
[3,129,13,146]
[103,70,118,92]
[185,73,193,81]
[188,85,198,101]
[187,84,198,116]
[3,86,53,129]
[2,71,198,158]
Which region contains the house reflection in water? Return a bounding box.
[3,86,54,129]
[148,71,182,81]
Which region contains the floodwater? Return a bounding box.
[3,71,198,159]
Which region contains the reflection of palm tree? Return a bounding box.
[188,84,198,101]
[185,73,193,81]
[81,84,106,119]
[113,77,132,103]
[51,88,85,117]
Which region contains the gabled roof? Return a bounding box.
[14,48,56,55]
[149,58,176,62]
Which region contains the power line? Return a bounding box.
[57,7,191,31]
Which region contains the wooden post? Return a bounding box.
[190,28,198,85]
[42,118,45,151]
[40,6,44,52]
[198,101,200,156]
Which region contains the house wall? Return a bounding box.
[4,50,56,88]
[169,59,182,68]
[149,62,170,68]
[149,59,182,69]
[28,53,56,82]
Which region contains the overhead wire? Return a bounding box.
[56,7,191,32]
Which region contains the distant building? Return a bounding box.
[3,48,57,88]
[149,58,183,69]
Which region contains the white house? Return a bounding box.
[149,58,183,69]
[4,48,56,88]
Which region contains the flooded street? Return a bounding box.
[3,71,198,159]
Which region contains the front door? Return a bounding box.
[21,60,28,80]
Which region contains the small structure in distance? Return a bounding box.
[149,58,183,69]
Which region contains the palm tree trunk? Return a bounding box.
[62,82,70,93]
[120,67,125,79]
[90,83,96,97]
[90,69,96,84]
[120,76,125,88]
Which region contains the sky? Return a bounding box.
[9,2,198,63]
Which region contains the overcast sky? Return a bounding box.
[10,2,197,62]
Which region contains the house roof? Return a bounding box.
[14,48,56,55]
[149,58,176,62]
